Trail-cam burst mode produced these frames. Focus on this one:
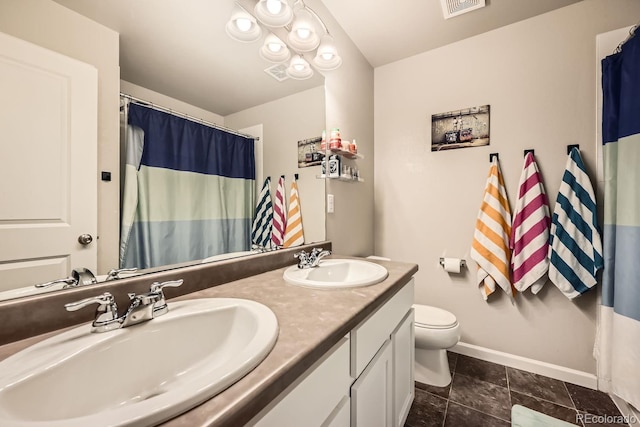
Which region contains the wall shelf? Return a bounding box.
[328,148,363,160]
[317,174,364,183]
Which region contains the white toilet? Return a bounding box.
[413,304,461,387]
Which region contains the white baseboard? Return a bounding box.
[450,342,598,390]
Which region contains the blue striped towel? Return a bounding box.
[251,177,273,249]
[548,148,603,299]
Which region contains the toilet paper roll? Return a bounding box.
[442,258,462,273]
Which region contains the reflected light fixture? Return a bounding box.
[287,54,314,80]
[226,7,262,42]
[259,33,291,63]
[226,0,342,80]
[255,0,294,27]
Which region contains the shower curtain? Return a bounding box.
[596,29,640,409]
[120,102,255,269]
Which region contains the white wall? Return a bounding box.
[225,86,327,245]
[305,0,376,256]
[374,0,640,374]
[0,0,120,274]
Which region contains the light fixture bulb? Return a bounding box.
[296,27,311,40]
[226,8,262,43]
[266,0,282,14]
[235,18,252,32]
[312,34,342,71]
[286,55,313,80]
[259,33,291,63]
[287,8,320,52]
[255,0,294,27]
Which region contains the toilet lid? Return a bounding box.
[413,304,457,329]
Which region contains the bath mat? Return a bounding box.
[511,405,575,427]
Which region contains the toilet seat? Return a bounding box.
[413,305,457,329]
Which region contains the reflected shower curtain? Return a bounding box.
[120,103,255,269]
[596,31,640,408]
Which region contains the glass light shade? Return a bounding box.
[312,35,342,71]
[259,33,291,63]
[287,9,320,52]
[225,10,262,43]
[286,55,314,80]
[255,0,294,27]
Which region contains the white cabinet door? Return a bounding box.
[251,337,351,427]
[351,339,393,427]
[392,309,415,427]
[0,31,97,290]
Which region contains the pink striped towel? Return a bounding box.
[271,175,287,248]
[510,152,551,294]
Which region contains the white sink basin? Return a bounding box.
[283,259,389,289]
[0,298,278,427]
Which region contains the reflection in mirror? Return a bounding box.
[0,1,327,302]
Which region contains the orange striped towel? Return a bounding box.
[283,178,304,248]
[470,158,515,300]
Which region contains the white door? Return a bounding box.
[0,31,97,291]
[392,309,415,427]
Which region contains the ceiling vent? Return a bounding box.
[440,0,486,19]
[264,64,290,82]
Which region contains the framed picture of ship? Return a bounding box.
[431,104,490,152]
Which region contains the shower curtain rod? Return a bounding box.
[119,92,260,141]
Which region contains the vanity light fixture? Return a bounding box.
[226,0,342,80]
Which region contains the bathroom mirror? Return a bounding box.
[0,0,327,301]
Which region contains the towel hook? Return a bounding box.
[489,153,499,162]
[567,144,579,155]
[524,149,535,157]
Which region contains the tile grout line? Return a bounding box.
[442,370,455,427]
[563,381,585,427]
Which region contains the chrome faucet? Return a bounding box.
[35,268,97,289]
[64,279,183,333]
[294,248,332,269]
[105,267,138,281]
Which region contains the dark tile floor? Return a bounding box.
[405,352,626,427]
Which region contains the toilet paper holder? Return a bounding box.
[439,258,467,269]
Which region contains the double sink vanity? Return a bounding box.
[0,243,418,426]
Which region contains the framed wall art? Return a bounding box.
[431,104,490,152]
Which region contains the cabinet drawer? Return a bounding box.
[351,279,414,378]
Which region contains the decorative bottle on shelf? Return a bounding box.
[349,139,358,154]
[320,130,327,151]
[329,128,341,150]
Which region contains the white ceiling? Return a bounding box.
[51,0,582,116]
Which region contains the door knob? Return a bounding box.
[78,234,93,245]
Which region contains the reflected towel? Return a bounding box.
[548,148,603,299]
[283,178,304,248]
[271,176,287,248]
[510,152,551,294]
[471,158,514,300]
[251,177,273,249]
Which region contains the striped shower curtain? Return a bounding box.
[596,30,640,409]
[120,103,255,269]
